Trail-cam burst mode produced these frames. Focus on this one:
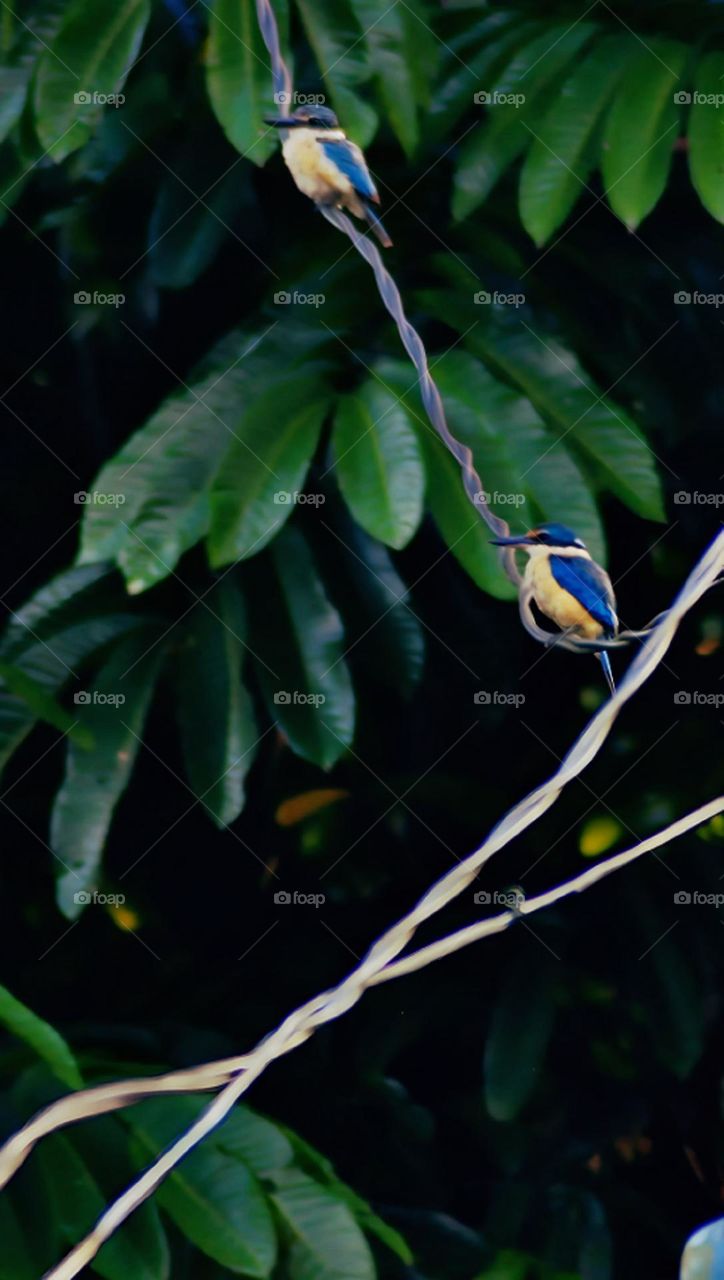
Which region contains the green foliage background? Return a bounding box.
[0,0,723,1276]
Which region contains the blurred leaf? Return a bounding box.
[40,1129,168,1280]
[519,36,632,245]
[601,40,688,229]
[429,15,538,145]
[688,51,724,223]
[453,21,599,220]
[0,564,115,660]
[295,0,378,147]
[33,0,151,162]
[132,1100,277,1277]
[208,373,329,567]
[484,950,558,1121]
[333,381,425,549]
[348,0,435,155]
[271,1168,375,1280]
[579,815,623,857]
[206,0,284,166]
[0,984,82,1089]
[51,628,165,919]
[275,788,349,826]
[0,2,67,146]
[176,579,259,827]
[0,661,92,747]
[247,526,355,769]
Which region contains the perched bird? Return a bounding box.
[264,105,392,247]
[490,522,618,693]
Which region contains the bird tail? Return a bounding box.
[597,649,616,696]
[362,200,392,248]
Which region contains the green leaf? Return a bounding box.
[79,327,326,592]
[0,984,82,1089]
[176,580,259,827]
[333,381,424,549]
[33,0,151,162]
[688,51,724,223]
[51,628,165,919]
[295,0,378,147]
[348,0,436,155]
[0,564,115,661]
[206,0,286,166]
[601,39,688,229]
[453,21,599,221]
[40,1129,168,1280]
[429,15,538,145]
[247,526,355,769]
[469,327,666,523]
[271,1169,375,1280]
[208,374,329,567]
[0,662,93,747]
[484,951,558,1121]
[131,1100,277,1277]
[0,2,67,147]
[519,35,632,245]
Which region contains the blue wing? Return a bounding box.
[550,555,617,635]
[320,139,378,202]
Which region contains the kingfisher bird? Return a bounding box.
[490,522,618,693]
[264,104,392,247]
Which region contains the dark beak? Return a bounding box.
[489,535,533,547]
[264,115,297,127]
